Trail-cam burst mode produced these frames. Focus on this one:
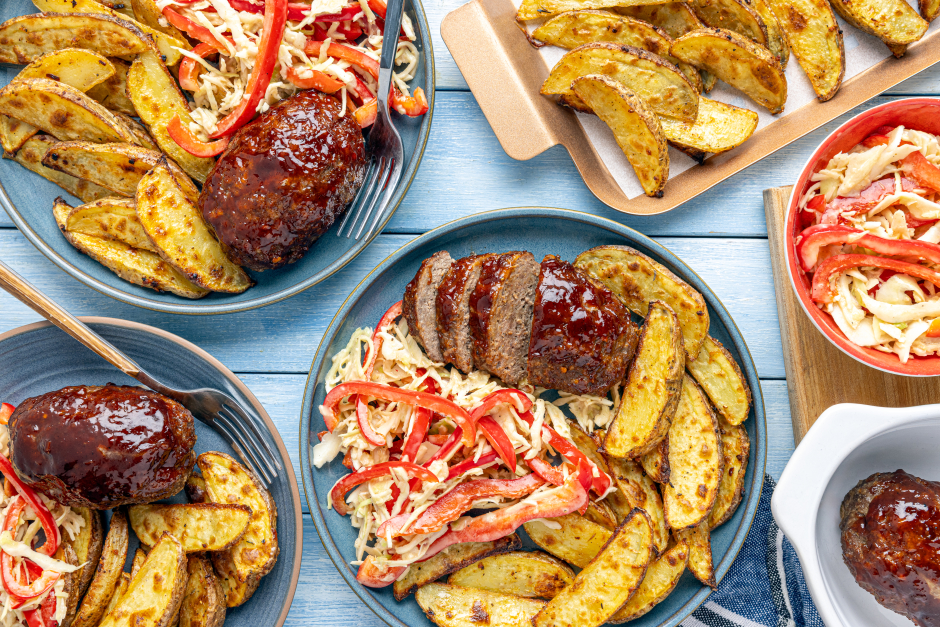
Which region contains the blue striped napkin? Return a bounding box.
[682,476,823,627]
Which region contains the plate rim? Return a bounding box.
[297,206,768,627]
[0,0,436,316]
[0,316,303,627]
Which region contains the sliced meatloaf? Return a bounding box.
[528,255,639,395]
[437,254,497,373]
[468,251,540,385]
[403,251,454,362]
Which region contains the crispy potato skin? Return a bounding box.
[56,544,81,627]
[609,538,689,622]
[584,500,618,529]
[448,552,575,599]
[66,198,156,252]
[687,335,752,425]
[71,510,129,627]
[640,438,670,483]
[604,456,670,555]
[13,137,112,202]
[129,504,252,553]
[416,583,546,627]
[615,3,704,38]
[659,96,758,161]
[17,48,115,91]
[0,13,150,64]
[179,557,226,627]
[524,514,611,569]
[132,548,147,580]
[676,524,716,588]
[67,508,104,598]
[43,141,163,196]
[708,420,750,528]
[689,0,768,45]
[765,0,843,100]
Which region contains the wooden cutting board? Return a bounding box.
[764,186,940,443]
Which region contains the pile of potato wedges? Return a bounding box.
[400,245,753,627]
[0,1,253,298]
[520,0,935,196]
[57,452,278,627]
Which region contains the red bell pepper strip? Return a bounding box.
[905,212,938,228]
[285,66,344,93]
[928,318,940,338]
[315,5,363,21]
[392,87,428,116]
[227,0,317,22]
[377,473,545,538]
[819,177,921,225]
[811,254,940,303]
[356,555,406,587]
[476,416,516,472]
[367,0,387,17]
[304,40,379,79]
[424,427,463,466]
[446,451,498,480]
[400,368,435,462]
[354,401,385,447]
[330,461,439,515]
[211,0,288,138]
[354,99,377,128]
[178,43,217,92]
[1,498,59,604]
[518,411,610,496]
[23,588,56,627]
[335,21,364,40]
[469,389,532,423]
[0,403,13,425]
[861,133,940,192]
[167,115,230,158]
[161,7,232,50]
[526,456,566,486]
[0,456,58,557]
[798,224,940,272]
[352,301,403,445]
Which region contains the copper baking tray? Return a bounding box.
[440,0,940,215]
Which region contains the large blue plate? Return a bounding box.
[0,2,434,315]
[0,317,303,627]
[299,208,768,627]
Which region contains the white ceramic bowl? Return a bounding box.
[772,403,940,626]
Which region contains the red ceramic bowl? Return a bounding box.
[785,98,940,377]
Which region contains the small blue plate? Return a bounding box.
[0,1,435,315]
[0,317,303,627]
[299,207,768,627]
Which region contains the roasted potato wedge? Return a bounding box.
[615,3,703,38]
[524,514,611,569]
[185,473,209,504]
[54,544,80,627]
[570,74,669,197]
[663,376,723,530]
[601,301,684,459]
[517,0,671,20]
[676,524,715,588]
[448,551,575,599]
[87,59,136,116]
[393,535,522,600]
[417,583,546,627]
[765,0,843,100]
[132,548,147,580]
[747,0,788,66]
[71,509,129,627]
[18,48,115,90]
[584,500,618,529]
[66,508,104,598]
[66,197,155,251]
[112,111,159,151]
[640,437,670,483]
[197,452,278,607]
[659,96,758,162]
[575,244,710,359]
[604,456,669,555]
[708,420,750,528]
[102,573,130,622]
[129,504,252,553]
[131,0,188,38]
[0,13,150,64]
[533,509,653,627]
[136,162,253,293]
[828,0,928,46]
[179,556,226,627]
[921,0,940,21]
[689,0,767,45]
[541,43,698,122]
[12,136,111,202]
[609,538,689,622]
[127,51,215,183]
[0,116,38,155]
[572,428,637,524]
[687,335,751,425]
[671,28,787,113]
[43,141,163,196]
[99,533,188,627]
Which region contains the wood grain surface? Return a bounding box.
[765,186,940,442]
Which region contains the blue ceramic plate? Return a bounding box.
[0,317,303,627]
[299,208,768,627]
[0,3,434,315]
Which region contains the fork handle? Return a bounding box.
[0,260,141,378]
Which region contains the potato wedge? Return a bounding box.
[67,197,155,251]
[541,43,698,122]
[584,500,618,529]
[132,548,147,580]
[12,136,111,202]
[659,96,758,162]
[615,3,702,38]
[676,524,715,587]
[71,509,129,627]
[32,0,190,65]
[575,244,710,359]
[185,473,208,504]
[136,162,253,293]
[19,48,116,90]
[131,0,188,38]
[129,504,252,553]
[43,141,163,196]
[99,533,188,627]
[828,0,928,45]
[671,28,787,113]
[179,556,226,627]
[639,437,670,483]
[604,456,669,555]
[66,508,104,598]
[533,509,653,627]
[87,59,136,116]
[747,0,788,66]
[54,544,80,627]
[532,11,702,91]
[128,51,215,183]
[601,301,684,458]
[448,552,575,599]
[417,583,546,627]
[0,116,39,155]
[609,538,689,622]
[102,573,130,622]
[573,428,637,524]
[922,0,940,21]
[393,535,521,600]
[197,452,278,607]
[687,336,751,425]
[708,420,750,528]
[524,514,610,569]
[0,13,150,64]
[689,0,767,45]
[570,74,670,197]
[663,376,723,529]
[517,0,670,20]
[765,0,843,100]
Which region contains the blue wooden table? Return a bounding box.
[1,7,938,621]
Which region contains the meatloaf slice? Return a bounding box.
[528,255,639,395]
[468,252,540,385]
[403,251,454,362]
[437,254,497,373]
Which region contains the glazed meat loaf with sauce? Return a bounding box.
[8,384,197,509]
[437,254,497,374]
[403,251,454,363]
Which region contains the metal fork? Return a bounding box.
[336,0,406,241]
[0,260,281,485]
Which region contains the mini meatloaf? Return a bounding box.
[437,254,497,373]
[403,251,454,363]
[200,90,366,271]
[9,384,197,509]
[469,252,540,385]
[528,255,638,395]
